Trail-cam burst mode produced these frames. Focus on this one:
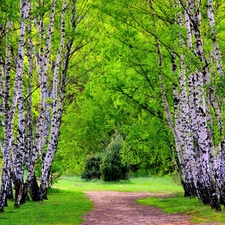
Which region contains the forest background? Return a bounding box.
[1,0,225,212]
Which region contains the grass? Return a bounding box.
[53,176,183,193]
[1,176,225,224]
[138,192,225,224]
[0,188,92,225]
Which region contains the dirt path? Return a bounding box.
[81,191,194,225]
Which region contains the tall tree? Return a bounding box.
[94,0,225,210]
[0,0,102,211]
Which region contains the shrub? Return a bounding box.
[81,154,102,180]
[100,134,130,182]
[81,133,130,182]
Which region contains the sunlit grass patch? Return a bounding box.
[54,176,183,193]
[138,192,225,224]
[0,188,92,225]
[2,176,225,224]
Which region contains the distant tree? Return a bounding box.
[100,133,130,182]
[81,133,130,182]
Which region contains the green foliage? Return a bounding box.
[48,160,64,187]
[34,156,63,187]
[81,154,102,180]
[121,112,174,176]
[100,134,130,182]
[57,139,86,176]
[52,0,201,179]
[81,134,130,182]
[56,4,174,175]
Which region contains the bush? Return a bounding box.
[81,154,102,180]
[81,133,130,182]
[100,134,130,182]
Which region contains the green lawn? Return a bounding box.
[53,176,183,193]
[138,192,225,224]
[0,188,92,225]
[0,176,225,224]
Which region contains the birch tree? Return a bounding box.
[38,0,67,200]
[96,0,225,210]
[155,0,224,209]
[0,0,99,211]
[0,20,13,211]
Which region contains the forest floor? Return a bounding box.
[81,191,221,225]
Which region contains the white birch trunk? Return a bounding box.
[185,0,220,210]
[206,0,225,205]
[23,1,40,201]
[172,84,185,175]
[184,9,207,201]
[35,0,57,162]
[158,51,187,187]
[176,8,198,197]
[207,0,223,76]
[39,0,67,200]
[14,0,30,207]
[0,20,14,211]
[0,30,12,211]
[149,2,186,185]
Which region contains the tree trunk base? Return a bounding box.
[30,174,40,201]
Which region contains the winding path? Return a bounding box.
[81,191,194,225]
